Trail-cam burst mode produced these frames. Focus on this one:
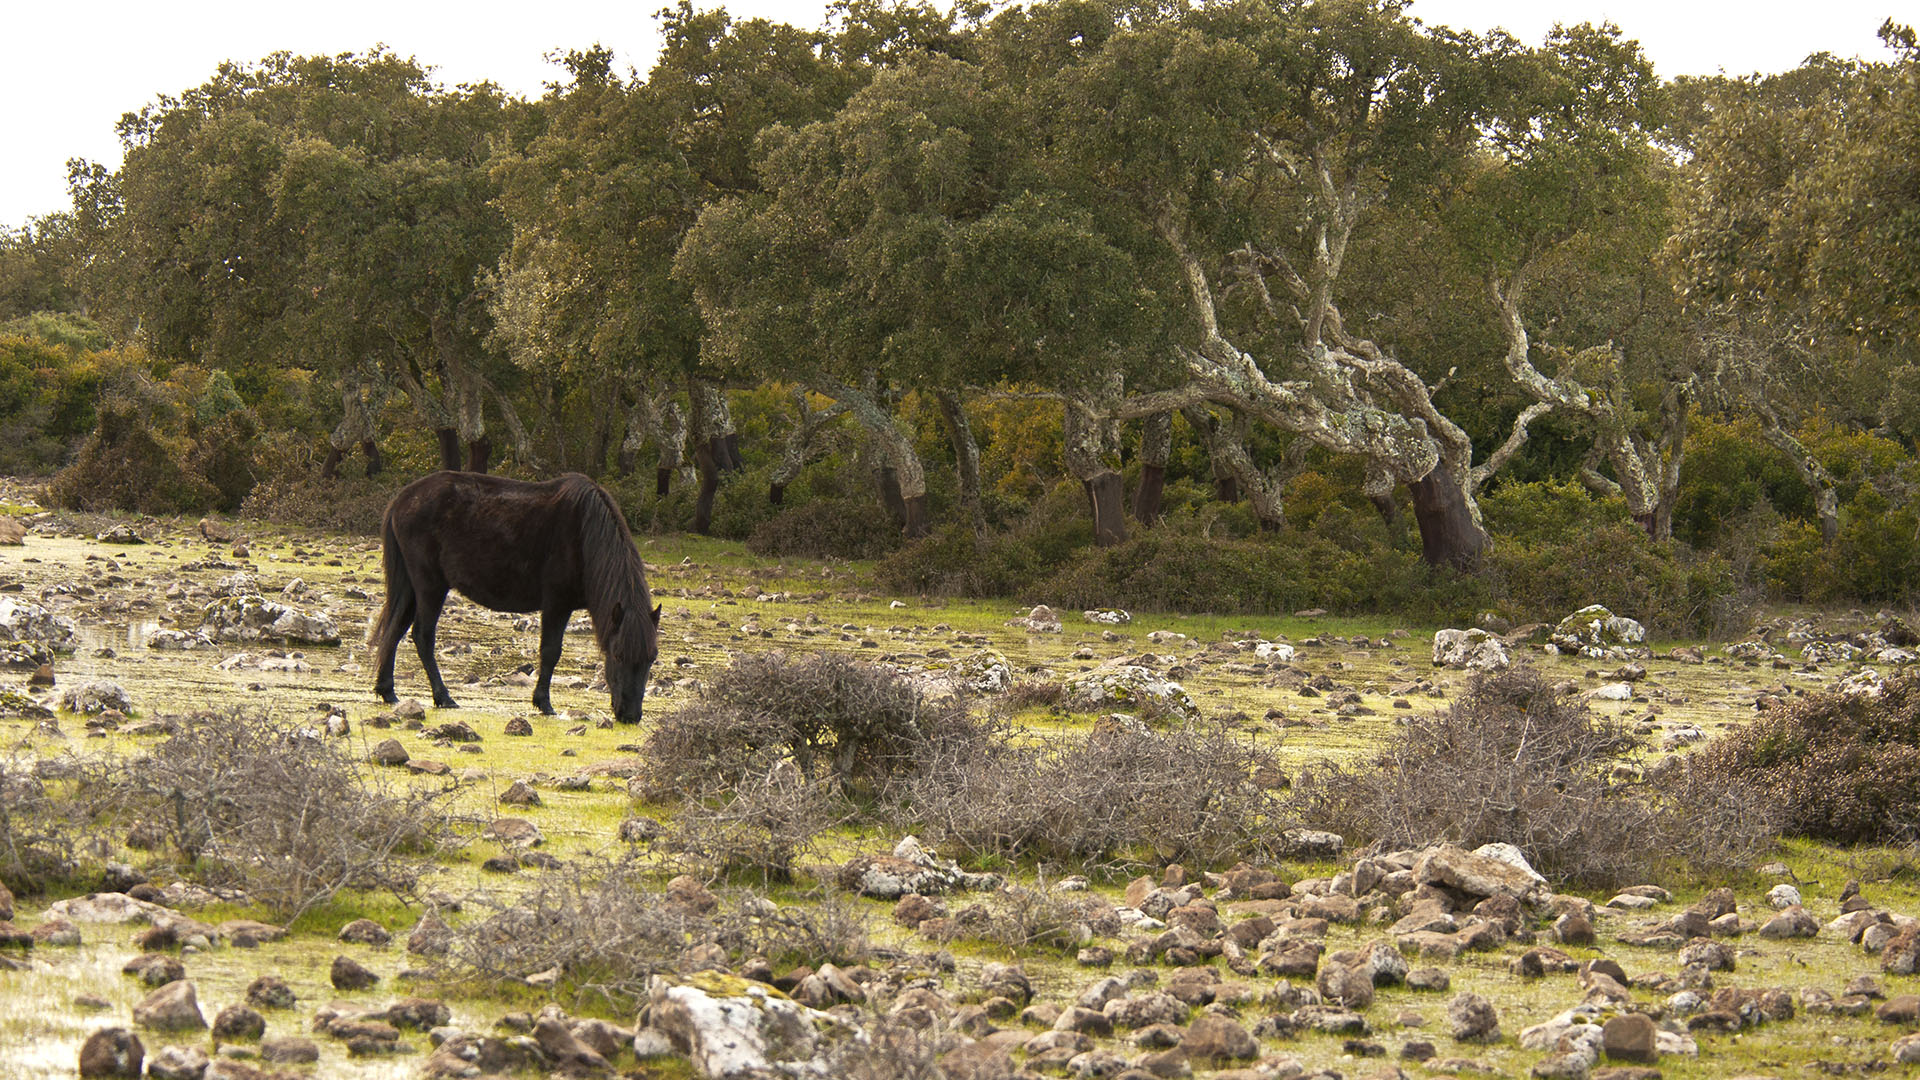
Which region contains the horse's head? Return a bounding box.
[605,601,661,725]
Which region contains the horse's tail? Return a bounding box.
[368,508,408,646]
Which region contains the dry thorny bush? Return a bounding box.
[896,718,1292,872]
[640,651,1292,876]
[1292,665,1777,887]
[99,712,463,920]
[658,766,857,885]
[0,749,103,891]
[437,855,871,1013]
[640,651,983,799]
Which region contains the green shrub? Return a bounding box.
[1479,478,1634,546]
[1031,524,1482,622]
[747,496,904,560]
[46,372,221,513]
[1293,665,1775,887]
[1484,523,1740,637]
[1690,672,1920,844]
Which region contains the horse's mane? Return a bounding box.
[561,476,655,662]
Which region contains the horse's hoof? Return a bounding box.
[534,703,556,716]
[435,698,459,710]
[375,689,397,704]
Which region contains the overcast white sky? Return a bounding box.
[1,0,1905,228]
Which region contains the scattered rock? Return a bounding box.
[58,679,132,714]
[1551,605,1648,660]
[1448,993,1500,1042]
[369,739,409,767]
[1062,665,1199,723]
[78,1027,145,1078]
[499,780,541,806]
[212,1003,267,1042]
[201,594,341,646]
[1432,629,1511,671]
[1601,1013,1658,1063]
[330,955,380,991]
[133,980,207,1031]
[146,1043,210,1080]
[258,1037,319,1065]
[337,918,392,946]
[245,976,296,1010]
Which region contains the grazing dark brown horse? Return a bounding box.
[371,471,660,723]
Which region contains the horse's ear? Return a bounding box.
[651,604,662,626]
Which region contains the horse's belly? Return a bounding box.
[450,577,545,614]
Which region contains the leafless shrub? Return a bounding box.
[437,855,869,1013]
[1292,664,1775,887]
[0,751,95,891]
[993,677,1064,716]
[897,719,1290,871]
[973,881,1097,954]
[641,652,988,799]
[658,767,854,885]
[818,1017,948,1080]
[101,712,461,920]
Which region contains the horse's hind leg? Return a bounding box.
[532,604,568,716]
[372,588,415,704]
[412,586,459,709]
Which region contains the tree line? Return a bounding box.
[2,0,1916,584]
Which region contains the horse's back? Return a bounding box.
[383,472,592,612]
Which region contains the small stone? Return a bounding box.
[369,738,409,766]
[330,954,380,991]
[133,980,207,1031]
[1601,1013,1658,1063]
[212,1003,266,1042]
[1448,992,1500,1042]
[78,1027,144,1078]
[259,1037,320,1064]
[337,918,392,946]
[123,953,186,988]
[146,1043,210,1080]
[245,976,296,1010]
[499,780,541,806]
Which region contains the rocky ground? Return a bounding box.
[5,483,1920,1080]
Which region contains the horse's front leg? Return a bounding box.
[532,604,569,716]
[412,587,459,709]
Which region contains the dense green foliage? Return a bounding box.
[3,3,1916,618]
[1694,671,1920,844]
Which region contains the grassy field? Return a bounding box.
[4,490,1919,1079]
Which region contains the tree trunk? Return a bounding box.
[587,410,612,479]
[327,376,379,480]
[1757,413,1840,546]
[878,464,909,529]
[466,437,492,475]
[1064,398,1127,546]
[1085,473,1128,546]
[936,390,985,537]
[434,428,462,472]
[825,379,931,538]
[361,439,383,478]
[768,391,846,505]
[690,380,742,474]
[1408,469,1490,569]
[693,440,720,535]
[1181,405,1284,530]
[1132,411,1171,525]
